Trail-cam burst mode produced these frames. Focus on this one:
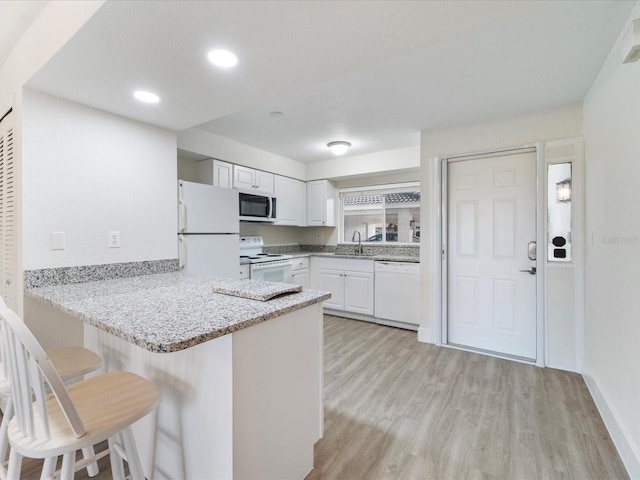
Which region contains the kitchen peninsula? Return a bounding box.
[25,270,330,480]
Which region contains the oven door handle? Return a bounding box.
[251,261,293,271]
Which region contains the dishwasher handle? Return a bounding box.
[375,261,419,273]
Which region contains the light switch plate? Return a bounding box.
[51,232,65,250]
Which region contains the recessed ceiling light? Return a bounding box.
[207,49,238,68]
[133,90,160,103]
[327,141,351,155]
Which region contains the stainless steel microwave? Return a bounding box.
[238,190,277,222]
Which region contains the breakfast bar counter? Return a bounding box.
[26,272,329,352]
[26,271,330,480]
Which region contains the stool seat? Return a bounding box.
[46,347,103,382]
[0,302,160,479]
[0,302,103,479]
[8,371,159,459]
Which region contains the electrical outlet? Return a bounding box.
[315,232,323,240]
[108,231,120,248]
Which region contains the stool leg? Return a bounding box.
[122,426,145,480]
[7,449,22,480]
[60,452,75,480]
[108,434,125,480]
[82,445,99,477]
[40,456,57,480]
[0,398,13,465]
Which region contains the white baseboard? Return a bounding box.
[323,309,376,323]
[417,327,432,344]
[583,373,640,479]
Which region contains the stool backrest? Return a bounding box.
[0,303,87,441]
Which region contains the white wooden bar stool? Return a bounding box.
[0,348,103,479]
[0,303,160,480]
[0,298,103,479]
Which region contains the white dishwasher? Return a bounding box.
[374,261,420,331]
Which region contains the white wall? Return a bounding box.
[236,223,338,247]
[582,4,640,477]
[421,103,583,160]
[335,171,419,189]
[178,127,306,180]
[177,156,199,183]
[22,89,177,269]
[0,1,103,313]
[0,1,103,111]
[419,103,583,348]
[307,145,419,181]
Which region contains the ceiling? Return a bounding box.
[0,1,47,71]
[23,0,636,163]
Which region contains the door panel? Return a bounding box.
[344,272,373,315]
[447,152,537,360]
[318,269,344,310]
[179,181,239,234]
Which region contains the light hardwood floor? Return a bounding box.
[3,315,628,479]
[306,315,628,480]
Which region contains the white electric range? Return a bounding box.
[239,236,293,283]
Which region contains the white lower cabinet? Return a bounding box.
[291,270,309,289]
[343,272,374,314]
[239,264,250,280]
[317,269,344,310]
[312,257,374,316]
[290,257,309,289]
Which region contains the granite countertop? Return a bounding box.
[26,272,330,354]
[210,279,301,301]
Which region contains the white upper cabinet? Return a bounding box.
[213,160,233,188]
[307,179,336,226]
[274,175,306,226]
[233,165,274,194]
[196,159,233,188]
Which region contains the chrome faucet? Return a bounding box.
[352,230,363,255]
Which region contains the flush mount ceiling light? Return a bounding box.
[133,90,160,103]
[327,141,351,155]
[207,49,238,68]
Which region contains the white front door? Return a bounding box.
[446,151,537,360]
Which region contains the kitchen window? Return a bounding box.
[340,183,420,244]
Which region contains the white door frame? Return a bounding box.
[436,144,546,366]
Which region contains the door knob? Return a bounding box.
[519,267,537,275]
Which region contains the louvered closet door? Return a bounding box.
[0,110,16,309]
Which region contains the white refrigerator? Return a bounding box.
[178,180,240,278]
